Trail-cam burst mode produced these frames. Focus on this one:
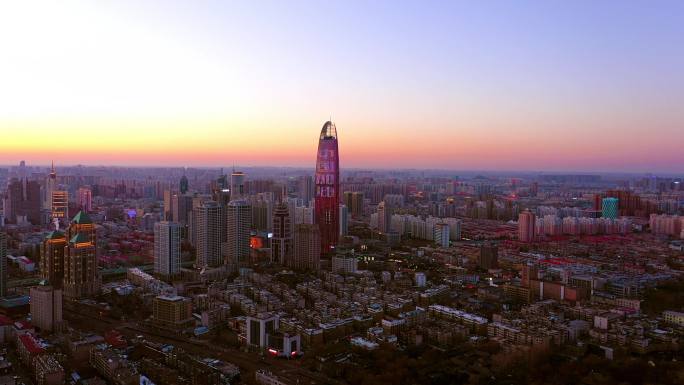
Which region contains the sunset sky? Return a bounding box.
[1,1,683,172]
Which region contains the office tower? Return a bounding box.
[231,171,246,200]
[64,211,100,298]
[314,121,340,255]
[272,202,291,265]
[51,190,69,220]
[0,233,6,297]
[44,162,57,210]
[6,178,41,224]
[290,224,321,271]
[343,191,353,209]
[294,206,314,224]
[602,197,619,219]
[30,285,62,332]
[179,175,189,194]
[434,223,450,247]
[351,192,364,217]
[377,201,392,233]
[226,200,251,266]
[171,193,193,225]
[194,201,223,268]
[339,204,349,236]
[250,195,273,232]
[77,187,92,212]
[163,190,173,221]
[40,231,67,288]
[518,210,537,242]
[154,222,181,279]
[479,243,499,270]
[298,175,315,206]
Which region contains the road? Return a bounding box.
[64,308,343,385]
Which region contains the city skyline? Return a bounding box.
[1,1,683,172]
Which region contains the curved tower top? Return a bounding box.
[320,121,337,140]
[315,120,340,256]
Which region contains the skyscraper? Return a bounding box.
[6,178,41,224]
[298,175,315,206]
[602,197,619,219]
[272,202,291,265]
[44,162,57,211]
[51,190,69,221]
[64,211,100,298]
[226,200,251,267]
[290,224,321,271]
[314,121,340,255]
[40,231,67,288]
[154,222,181,279]
[77,187,92,212]
[179,175,189,194]
[339,204,349,237]
[377,201,392,234]
[194,201,223,268]
[231,171,246,200]
[518,210,537,243]
[0,232,6,297]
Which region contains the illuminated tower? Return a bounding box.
[314,121,340,255]
[40,231,67,288]
[64,211,100,298]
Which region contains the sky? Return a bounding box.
[1,1,683,172]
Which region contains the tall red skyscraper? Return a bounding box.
[315,121,340,255]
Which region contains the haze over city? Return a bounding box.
[1,1,683,172]
[1,2,684,385]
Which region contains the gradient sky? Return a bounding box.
[1,1,683,172]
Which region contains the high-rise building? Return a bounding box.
[51,190,69,221]
[434,223,450,247]
[518,210,537,242]
[77,187,92,212]
[226,200,251,267]
[171,193,193,225]
[230,171,246,200]
[314,121,340,256]
[64,211,100,298]
[179,175,189,194]
[194,201,223,268]
[40,231,67,288]
[272,202,291,265]
[298,175,315,206]
[250,195,273,232]
[290,224,321,271]
[6,178,41,224]
[377,201,392,233]
[0,232,6,297]
[44,162,57,211]
[30,285,62,332]
[602,197,619,219]
[479,243,499,270]
[339,204,349,236]
[154,222,181,279]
